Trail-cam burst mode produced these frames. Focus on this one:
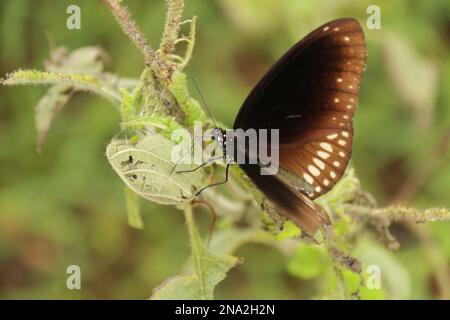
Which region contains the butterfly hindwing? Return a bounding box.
[233,18,367,233]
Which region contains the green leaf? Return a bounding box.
[275,220,301,241]
[360,282,385,300]
[44,46,109,75]
[106,132,205,205]
[121,114,183,138]
[124,187,143,229]
[34,84,72,153]
[168,71,207,127]
[341,270,361,295]
[338,269,385,300]
[209,227,262,255]
[354,237,411,299]
[151,276,205,299]
[151,204,238,300]
[287,243,331,279]
[4,46,122,152]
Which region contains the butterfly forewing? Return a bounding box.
[234,19,367,233]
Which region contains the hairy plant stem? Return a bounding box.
[160,0,184,57]
[102,0,155,62]
[1,69,122,106]
[103,0,175,84]
[346,204,450,222]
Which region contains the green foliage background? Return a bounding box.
[0,0,449,299]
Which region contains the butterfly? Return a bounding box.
[192,18,367,234]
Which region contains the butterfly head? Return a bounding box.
[211,127,226,146]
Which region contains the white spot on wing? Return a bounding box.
[327,133,338,140]
[317,151,330,159]
[303,173,314,185]
[313,158,325,170]
[320,142,333,152]
[308,165,321,177]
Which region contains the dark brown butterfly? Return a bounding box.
[194,18,367,234]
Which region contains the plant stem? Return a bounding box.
[160,0,184,57]
[102,0,156,63]
[345,204,450,222]
[2,69,122,106]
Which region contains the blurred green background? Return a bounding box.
[0,0,449,299]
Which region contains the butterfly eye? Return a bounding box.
[211,128,224,142]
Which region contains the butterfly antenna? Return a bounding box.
[190,76,218,128]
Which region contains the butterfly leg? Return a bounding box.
[194,164,230,196]
[175,155,224,174]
